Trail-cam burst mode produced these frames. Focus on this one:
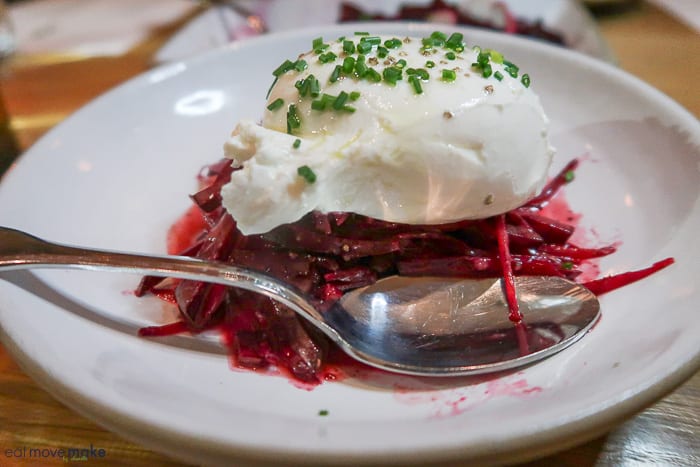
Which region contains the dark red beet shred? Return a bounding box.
[136,158,674,385]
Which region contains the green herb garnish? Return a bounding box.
[272,60,295,77]
[409,75,423,94]
[354,54,368,78]
[298,165,317,183]
[286,104,301,134]
[266,98,284,111]
[384,38,402,49]
[357,40,373,54]
[332,91,349,110]
[365,67,382,83]
[445,32,464,50]
[329,65,342,83]
[383,66,402,85]
[342,56,356,74]
[293,59,308,72]
[441,69,456,82]
[319,52,337,63]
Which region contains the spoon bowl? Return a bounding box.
[0,226,600,376]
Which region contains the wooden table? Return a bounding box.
[1,2,698,465]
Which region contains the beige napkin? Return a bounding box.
[9,0,196,56]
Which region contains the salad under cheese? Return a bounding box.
[136,31,673,385]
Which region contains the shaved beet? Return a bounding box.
[583,258,675,296]
[136,157,674,384]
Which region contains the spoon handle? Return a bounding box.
[0,226,320,323]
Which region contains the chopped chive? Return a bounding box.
[321,93,336,106]
[409,75,423,94]
[383,66,402,85]
[425,60,435,68]
[332,91,349,110]
[494,71,504,81]
[318,409,329,416]
[340,105,356,113]
[272,60,295,77]
[297,78,311,97]
[477,51,490,66]
[503,60,519,71]
[357,41,373,54]
[309,75,320,97]
[384,38,402,49]
[441,69,456,82]
[360,36,381,45]
[445,32,464,50]
[488,49,504,64]
[266,98,284,111]
[564,170,575,183]
[297,165,316,183]
[354,31,370,36]
[319,52,337,63]
[311,99,326,111]
[293,138,301,149]
[337,36,345,42]
[329,65,342,83]
[377,46,389,58]
[396,59,407,69]
[349,91,361,101]
[421,37,435,48]
[365,67,382,82]
[266,76,278,99]
[521,73,531,88]
[342,56,355,74]
[481,63,493,78]
[286,104,301,134]
[416,68,429,80]
[562,261,574,270]
[343,40,355,54]
[445,51,456,60]
[430,31,447,41]
[354,55,368,77]
[293,59,308,72]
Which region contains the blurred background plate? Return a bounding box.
[156,0,615,63]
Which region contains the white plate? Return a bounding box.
[156,0,614,64]
[1,24,699,466]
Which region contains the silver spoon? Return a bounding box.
[0,226,600,376]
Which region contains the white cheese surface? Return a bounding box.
[221,33,554,234]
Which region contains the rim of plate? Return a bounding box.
[1,22,699,466]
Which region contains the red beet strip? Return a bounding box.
[496,214,522,323]
[583,258,675,296]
